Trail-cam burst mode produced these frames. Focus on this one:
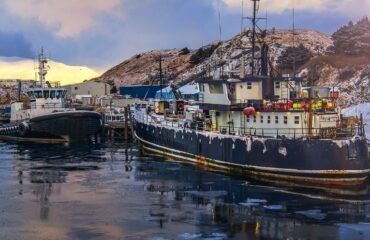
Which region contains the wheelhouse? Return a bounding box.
[27,88,67,100]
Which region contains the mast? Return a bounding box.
[251,0,258,76]
[38,48,48,88]
[240,0,245,78]
[292,8,296,77]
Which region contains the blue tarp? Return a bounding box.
[119,85,166,99]
[155,83,199,100]
[155,86,175,100]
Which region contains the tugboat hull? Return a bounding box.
[135,121,370,186]
[0,111,102,142]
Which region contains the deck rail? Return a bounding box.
[136,112,365,139]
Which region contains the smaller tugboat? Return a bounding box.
[0,50,102,142]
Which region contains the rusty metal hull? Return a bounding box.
[135,121,370,186]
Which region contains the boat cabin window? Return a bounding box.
[27,89,67,99]
[199,84,205,92]
[50,90,56,99]
[275,116,279,124]
[56,90,61,99]
[284,116,288,124]
[275,81,281,89]
[35,90,43,98]
[260,115,263,123]
[267,116,271,124]
[246,115,250,122]
[209,83,223,94]
[27,91,34,99]
[294,116,300,124]
[247,82,252,89]
[43,90,50,99]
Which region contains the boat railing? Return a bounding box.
[28,103,64,110]
[213,126,364,139]
[137,112,365,139]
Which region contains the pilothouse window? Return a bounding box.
[247,82,252,89]
[27,91,34,99]
[50,90,56,99]
[43,90,50,99]
[35,91,42,98]
[208,83,223,94]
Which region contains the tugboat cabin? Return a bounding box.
[10,88,69,123]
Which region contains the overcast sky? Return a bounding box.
[0,0,368,70]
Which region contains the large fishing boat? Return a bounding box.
[0,50,102,142]
[135,0,369,186]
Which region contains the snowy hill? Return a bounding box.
[95,29,332,86]
[0,57,100,86]
[93,23,369,109]
[342,102,370,138]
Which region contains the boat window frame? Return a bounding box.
[275,81,281,89]
[35,90,43,98]
[208,83,224,94]
[284,116,288,124]
[294,116,300,124]
[50,90,56,99]
[247,82,252,90]
[43,90,50,99]
[27,91,35,99]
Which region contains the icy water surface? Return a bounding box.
[1,141,370,240]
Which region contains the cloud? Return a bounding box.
[0,32,34,58]
[4,0,121,38]
[220,0,370,16]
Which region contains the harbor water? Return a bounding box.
[1,141,370,240]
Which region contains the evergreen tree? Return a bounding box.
[332,17,370,55]
[277,44,312,71]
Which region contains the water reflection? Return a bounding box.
[0,142,370,239]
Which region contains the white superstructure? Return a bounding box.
[10,49,74,123]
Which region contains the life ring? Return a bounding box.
[177,102,184,111]
[18,122,30,137]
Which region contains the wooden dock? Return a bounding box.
[104,106,135,142]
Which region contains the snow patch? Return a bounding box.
[278,146,287,156]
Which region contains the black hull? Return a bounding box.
[135,121,370,186]
[0,111,102,142]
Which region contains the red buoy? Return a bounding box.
[287,100,293,108]
[243,107,256,116]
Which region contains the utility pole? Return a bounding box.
[159,54,163,100]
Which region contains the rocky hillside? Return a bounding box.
[299,18,370,107]
[95,19,370,108]
[96,29,331,86]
